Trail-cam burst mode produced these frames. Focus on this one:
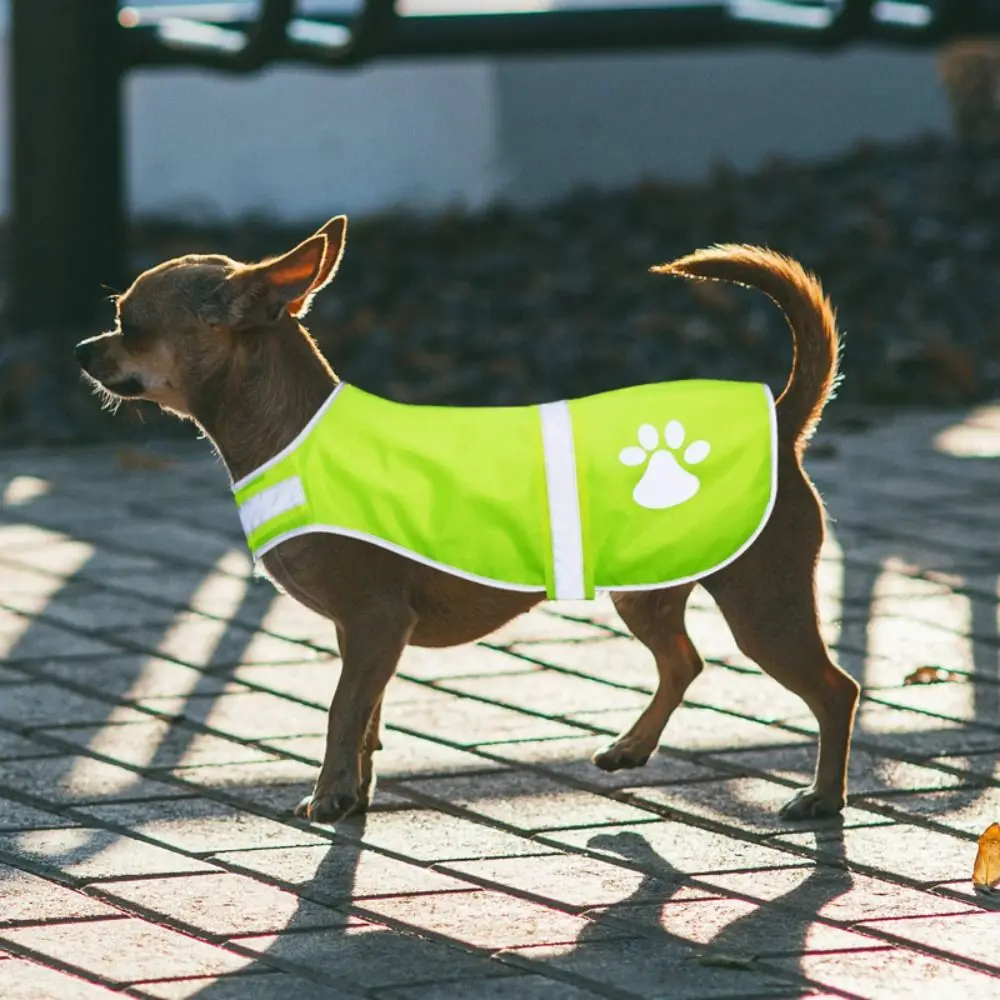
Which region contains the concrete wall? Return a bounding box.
[0,25,954,222]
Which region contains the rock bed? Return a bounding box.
[3,131,1000,448]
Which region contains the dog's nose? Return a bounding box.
[74,341,94,368]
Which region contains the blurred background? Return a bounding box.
[3,0,1000,445]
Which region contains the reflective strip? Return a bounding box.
[539,401,585,600]
[237,476,307,540]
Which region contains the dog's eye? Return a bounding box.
[119,322,144,346]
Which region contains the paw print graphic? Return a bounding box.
[619,421,710,510]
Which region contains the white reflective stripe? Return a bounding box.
[237,476,307,539]
[539,401,586,600]
[231,382,345,493]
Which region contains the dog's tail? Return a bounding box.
[652,245,840,449]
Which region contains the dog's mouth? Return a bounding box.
[101,376,145,398]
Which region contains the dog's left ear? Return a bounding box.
[288,215,347,318]
[226,220,346,329]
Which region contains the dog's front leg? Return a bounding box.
[296,611,412,824]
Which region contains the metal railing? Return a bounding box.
[9,0,1000,333]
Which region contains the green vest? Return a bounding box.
[232,380,776,600]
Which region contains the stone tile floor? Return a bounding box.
[0,406,999,998]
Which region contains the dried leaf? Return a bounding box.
[698,951,757,970]
[973,822,1000,894]
[904,665,961,685]
[115,448,177,472]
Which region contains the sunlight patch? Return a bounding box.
[2,475,50,507]
[933,406,1000,457]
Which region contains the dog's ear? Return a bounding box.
[225,234,328,329]
[288,215,347,318]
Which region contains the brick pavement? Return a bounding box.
[0,406,999,998]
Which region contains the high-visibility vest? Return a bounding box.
[233,380,776,600]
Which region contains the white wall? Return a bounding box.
[0,29,954,222]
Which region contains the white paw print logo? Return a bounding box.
[619,421,711,510]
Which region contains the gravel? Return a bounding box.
[3,130,1000,448]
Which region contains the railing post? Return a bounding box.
[8,0,125,332]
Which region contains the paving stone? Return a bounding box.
[705,744,973,797]
[214,843,473,902]
[266,730,502,781]
[0,798,79,832]
[10,586,179,633]
[234,924,508,989]
[491,737,725,788]
[572,703,808,754]
[0,958,123,999]
[107,617,322,669]
[399,644,536,681]
[391,688,582,746]
[0,684,134,730]
[0,916,251,985]
[543,823,808,879]
[46,719,274,772]
[485,613,611,644]
[0,731,62,760]
[0,755,187,804]
[29,655,227,701]
[503,937,802,999]
[168,757,319,795]
[178,691,328,742]
[856,912,1000,969]
[91,872,354,939]
[775,823,980,886]
[0,864,124,925]
[443,671,651,718]
[698,866,984,922]
[768,948,1000,996]
[931,749,1000,782]
[585,895,885,955]
[624,776,891,836]
[0,827,217,881]
[402,769,657,833]
[359,889,630,950]
[339,807,558,862]
[372,976,608,999]
[130,970,364,999]
[225,661,342,703]
[858,785,1000,838]
[76,796,329,854]
[0,609,123,662]
[440,853,683,911]
[852,705,1000,758]
[508,637,659,686]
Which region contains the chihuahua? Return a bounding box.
[75,216,859,824]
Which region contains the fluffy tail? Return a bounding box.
[653,245,840,447]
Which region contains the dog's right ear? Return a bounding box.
[223,233,329,330]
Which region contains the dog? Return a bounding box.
[75,215,860,825]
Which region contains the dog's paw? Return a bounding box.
[592,739,652,771]
[779,785,845,821]
[293,789,361,824]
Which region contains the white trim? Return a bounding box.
[604,383,779,592]
[539,400,586,600]
[252,524,546,593]
[237,476,306,537]
[230,382,346,493]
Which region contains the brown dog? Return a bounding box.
[75,216,859,825]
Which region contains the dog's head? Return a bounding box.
[74,215,347,420]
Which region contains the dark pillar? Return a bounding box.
[8,0,125,332]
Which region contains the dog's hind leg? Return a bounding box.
[703,465,860,819]
[593,584,702,772]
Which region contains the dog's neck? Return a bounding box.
[194,322,338,485]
